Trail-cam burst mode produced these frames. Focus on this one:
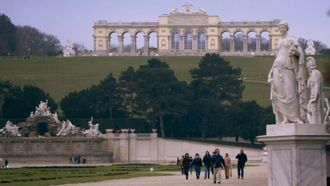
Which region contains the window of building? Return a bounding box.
[171,32,179,50]
[198,32,206,50]
[184,32,192,50]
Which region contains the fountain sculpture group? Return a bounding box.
[0,100,101,137]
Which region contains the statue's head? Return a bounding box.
[307,39,314,46]
[278,20,289,35]
[306,57,317,72]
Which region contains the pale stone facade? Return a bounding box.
[0,133,262,164]
[93,3,283,56]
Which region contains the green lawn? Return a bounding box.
[0,56,329,106]
[0,164,178,186]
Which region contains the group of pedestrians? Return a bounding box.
[177,148,247,184]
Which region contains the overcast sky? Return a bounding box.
[1,0,329,49]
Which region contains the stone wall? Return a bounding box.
[104,133,262,163]
[0,134,263,164]
[0,137,112,164]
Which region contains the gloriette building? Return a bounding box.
[93,3,283,56]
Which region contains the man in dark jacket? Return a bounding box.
[4,159,8,168]
[211,148,225,184]
[182,153,191,180]
[193,153,203,179]
[203,151,212,179]
[236,149,248,179]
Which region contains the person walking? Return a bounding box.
[224,153,231,179]
[193,153,203,179]
[179,155,184,175]
[203,151,212,179]
[211,148,225,184]
[189,156,193,175]
[182,153,191,180]
[4,159,8,168]
[211,151,216,175]
[236,149,248,179]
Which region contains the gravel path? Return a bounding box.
[58,164,268,186]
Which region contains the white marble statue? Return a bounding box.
[52,112,60,124]
[183,2,192,13]
[197,8,206,14]
[306,57,326,124]
[82,117,101,137]
[305,39,316,55]
[57,120,78,136]
[170,8,178,14]
[34,100,51,117]
[63,41,76,57]
[268,21,307,124]
[0,121,21,136]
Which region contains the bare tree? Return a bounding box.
[298,37,327,54]
[72,43,88,55]
[15,26,62,56]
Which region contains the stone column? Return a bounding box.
[119,130,129,162]
[93,37,96,52]
[257,123,330,186]
[108,36,112,52]
[144,35,149,55]
[192,35,197,51]
[129,131,136,162]
[256,35,261,53]
[106,37,109,53]
[205,35,208,50]
[269,36,272,51]
[131,35,136,54]
[151,130,158,163]
[218,35,222,52]
[168,36,171,50]
[243,35,248,52]
[179,35,184,51]
[229,34,234,52]
[118,36,123,53]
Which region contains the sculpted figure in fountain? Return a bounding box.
[34,100,51,117]
[57,120,78,136]
[0,121,21,136]
[82,117,101,137]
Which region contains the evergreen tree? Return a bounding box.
[0,13,16,55]
[132,58,190,137]
[189,53,244,138]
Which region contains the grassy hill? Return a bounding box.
[0,55,329,107]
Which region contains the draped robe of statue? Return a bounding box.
[268,36,306,124]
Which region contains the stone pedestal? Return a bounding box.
[257,123,330,186]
